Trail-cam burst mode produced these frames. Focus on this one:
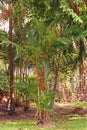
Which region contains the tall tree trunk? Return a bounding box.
[41,67,47,124]
[19,66,22,82]
[49,66,58,113]
[42,67,46,92]
[34,56,41,123]
[9,15,15,115]
[53,66,58,90]
[78,40,85,95]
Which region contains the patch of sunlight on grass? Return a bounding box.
[0,120,37,130]
[0,120,56,130]
[55,102,74,107]
[75,101,87,108]
[56,117,87,130]
[70,115,87,120]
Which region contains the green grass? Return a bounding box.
[0,120,55,130]
[0,120,37,130]
[75,102,87,108]
[0,116,87,130]
[56,116,87,130]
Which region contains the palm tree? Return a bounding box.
[0,2,15,114]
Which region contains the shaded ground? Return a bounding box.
[0,103,87,122]
[0,104,36,122]
[55,104,87,115]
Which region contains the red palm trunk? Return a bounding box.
[42,68,46,92]
[41,67,47,123]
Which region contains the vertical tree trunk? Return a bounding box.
[9,15,15,115]
[34,56,41,123]
[53,66,59,104]
[49,66,59,114]
[41,67,47,124]
[19,66,22,82]
[53,66,58,91]
[78,40,85,95]
[42,67,46,92]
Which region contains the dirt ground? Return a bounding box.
[0,103,87,122]
[0,104,36,122]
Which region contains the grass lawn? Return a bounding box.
[56,116,87,130]
[0,120,55,130]
[0,115,87,130]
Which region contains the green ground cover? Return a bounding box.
[56,116,87,130]
[0,120,54,130]
[0,115,87,130]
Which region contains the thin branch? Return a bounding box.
[68,0,80,16]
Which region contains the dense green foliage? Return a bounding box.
[0,0,87,122]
